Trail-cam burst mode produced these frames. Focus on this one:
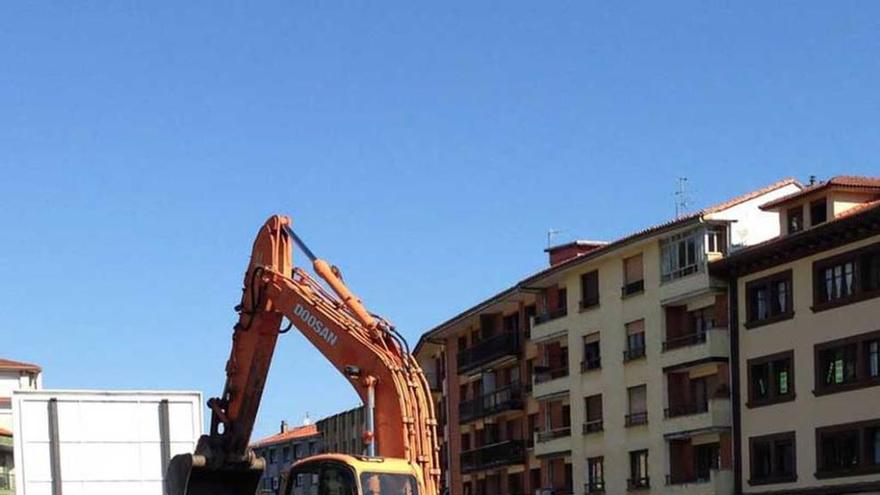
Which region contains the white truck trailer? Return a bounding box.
[12,390,202,495]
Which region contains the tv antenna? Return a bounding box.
[547,229,567,248]
[675,177,692,219]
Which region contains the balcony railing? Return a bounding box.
[625,412,648,427]
[534,365,569,383]
[665,474,711,485]
[627,477,650,490]
[457,331,520,373]
[460,440,526,472]
[579,298,599,310]
[664,401,709,418]
[459,383,525,423]
[584,481,605,494]
[582,419,603,434]
[580,356,601,372]
[536,426,571,443]
[662,331,708,351]
[534,307,567,325]
[621,279,645,297]
[623,346,646,362]
[424,371,443,392]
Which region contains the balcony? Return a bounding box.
[460,440,526,473]
[621,280,645,297]
[663,469,733,495]
[535,365,569,384]
[660,328,729,367]
[534,425,572,457]
[664,400,708,418]
[424,371,443,393]
[582,419,603,434]
[535,307,568,325]
[663,397,731,434]
[533,365,571,398]
[457,332,520,373]
[459,383,524,423]
[536,426,571,443]
[580,356,601,373]
[625,412,648,427]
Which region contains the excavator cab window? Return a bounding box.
[359,472,419,495]
[285,461,356,495]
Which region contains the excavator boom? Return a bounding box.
[167,216,439,495]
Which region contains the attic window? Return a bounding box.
[811,198,828,226]
[787,207,804,234]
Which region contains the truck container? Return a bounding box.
[12,390,202,495]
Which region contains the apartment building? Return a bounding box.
[416,285,541,495]
[252,422,322,495]
[417,178,802,495]
[711,176,880,494]
[317,406,366,456]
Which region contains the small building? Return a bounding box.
[0,358,41,495]
[316,406,366,456]
[252,422,322,495]
[712,176,880,494]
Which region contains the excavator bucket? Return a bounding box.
[166,453,265,495]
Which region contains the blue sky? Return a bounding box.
[1,2,878,439]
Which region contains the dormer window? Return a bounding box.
[787,206,804,234]
[810,198,828,226]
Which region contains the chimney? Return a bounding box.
[281,420,289,433]
[544,240,606,266]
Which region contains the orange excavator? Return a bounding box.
[167,215,440,495]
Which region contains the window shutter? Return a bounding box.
[624,254,644,283]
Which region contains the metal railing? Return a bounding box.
[625,412,648,426]
[621,280,645,297]
[584,481,605,494]
[460,440,526,472]
[582,419,603,434]
[665,474,711,485]
[627,477,650,490]
[534,307,568,325]
[534,365,569,383]
[623,346,646,362]
[457,331,520,373]
[662,331,708,351]
[536,426,571,443]
[459,383,525,423]
[580,356,601,372]
[664,401,709,418]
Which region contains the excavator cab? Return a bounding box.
[281,454,421,495]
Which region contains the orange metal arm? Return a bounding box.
[202,215,439,495]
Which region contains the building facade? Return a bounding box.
[317,406,366,456]
[252,422,322,495]
[417,179,802,495]
[0,358,42,495]
[712,176,880,494]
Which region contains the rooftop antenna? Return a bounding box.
[675,177,692,219]
[809,175,818,185]
[547,229,567,248]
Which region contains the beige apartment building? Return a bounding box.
[712,176,880,495]
[417,178,802,495]
[317,406,367,456]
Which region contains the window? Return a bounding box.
[810,198,828,226]
[695,443,721,481]
[580,270,600,309]
[747,351,795,407]
[581,333,601,371]
[623,254,644,296]
[749,432,796,485]
[814,243,880,310]
[624,319,646,361]
[626,385,647,426]
[628,450,649,489]
[283,446,292,463]
[816,420,880,478]
[787,206,804,234]
[587,457,604,493]
[584,394,603,433]
[745,270,793,327]
[814,330,880,395]
[706,225,727,254]
[660,229,702,282]
[268,448,277,464]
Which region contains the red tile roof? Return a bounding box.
[0,427,11,437]
[251,424,319,448]
[0,359,41,372]
[760,175,880,210]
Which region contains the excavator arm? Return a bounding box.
[167,215,439,495]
